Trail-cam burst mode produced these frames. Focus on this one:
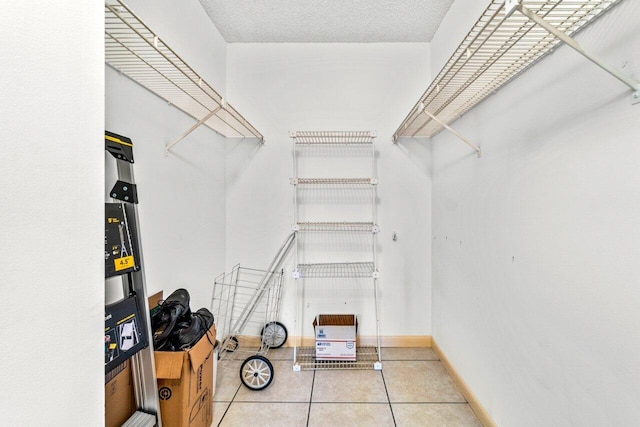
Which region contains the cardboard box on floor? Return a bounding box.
[105,360,136,427]
[314,314,358,361]
[155,324,216,427]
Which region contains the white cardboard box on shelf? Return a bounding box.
[314,314,357,361]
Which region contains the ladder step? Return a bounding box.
[122,410,156,427]
[105,131,135,163]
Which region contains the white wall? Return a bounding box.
[121,0,228,97]
[0,2,104,426]
[431,1,640,425]
[226,43,433,339]
[106,0,228,312]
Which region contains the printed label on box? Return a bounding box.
[315,340,356,360]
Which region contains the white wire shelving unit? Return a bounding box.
[105,0,264,153]
[393,0,638,155]
[291,131,382,371]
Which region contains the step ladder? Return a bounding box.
[105,131,160,427]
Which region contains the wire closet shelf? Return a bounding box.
[296,222,378,233]
[291,131,375,145]
[105,0,263,142]
[293,178,376,185]
[294,346,381,370]
[295,262,377,278]
[393,0,623,142]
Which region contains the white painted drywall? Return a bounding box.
[226,43,433,339]
[431,1,640,425]
[0,2,104,425]
[121,0,228,97]
[105,0,228,312]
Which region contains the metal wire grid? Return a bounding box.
[296,262,376,278]
[291,131,375,144]
[295,178,375,185]
[296,222,377,232]
[105,0,263,141]
[294,345,380,370]
[211,266,284,356]
[394,0,621,140]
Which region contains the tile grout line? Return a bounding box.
[306,369,316,427]
[380,369,397,427]
[216,383,242,427]
[215,352,447,425]
[308,401,397,405]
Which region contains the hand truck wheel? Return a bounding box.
[240,355,274,390]
[223,336,239,352]
[261,321,288,349]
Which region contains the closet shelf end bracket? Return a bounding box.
[420,104,481,158]
[507,0,640,105]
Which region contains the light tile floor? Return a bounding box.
[213,347,481,426]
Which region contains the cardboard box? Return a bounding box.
[314,314,358,361]
[155,325,216,427]
[105,360,136,427]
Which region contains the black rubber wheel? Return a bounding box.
[240,355,274,390]
[261,321,288,349]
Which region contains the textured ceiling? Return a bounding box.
[198,0,455,43]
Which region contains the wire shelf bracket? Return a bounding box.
[421,103,482,157]
[508,0,640,105]
[393,0,637,149]
[164,104,223,156]
[105,0,264,154]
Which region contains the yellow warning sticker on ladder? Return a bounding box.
[114,256,134,272]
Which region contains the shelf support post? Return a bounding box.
[165,104,224,155]
[507,0,640,104]
[420,104,482,157]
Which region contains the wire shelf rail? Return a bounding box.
[105,0,263,143]
[393,0,623,142]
